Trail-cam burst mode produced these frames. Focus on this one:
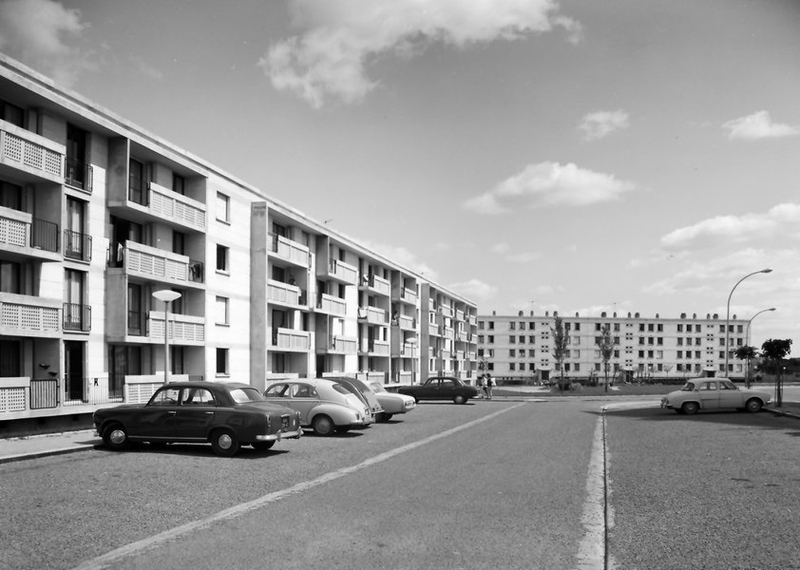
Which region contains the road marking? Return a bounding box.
[73,403,526,570]
[576,410,609,570]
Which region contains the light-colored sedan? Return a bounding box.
[264,379,373,436]
[370,381,416,422]
[661,378,772,414]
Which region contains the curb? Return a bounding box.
[0,444,97,465]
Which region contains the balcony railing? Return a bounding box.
[64,157,92,193]
[148,181,206,231]
[0,296,61,336]
[358,306,387,325]
[269,233,310,267]
[0,123,63,181]
[398,286,418,305]
[356,371,387,384]
[0,210,60,255]
[63,303,91,332]
[329,335,358,353]
[110,241,204,286]
[361,274,391,296]
[393,314,415,330]
[267,279,303,307]
[362,339,390,356]
[316,293,347,316]
[148,311,205,344]
[272,327,311,351]
[64,230,92,262]
[322,259,358,285]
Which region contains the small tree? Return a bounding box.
[761,339,792,406]
[734,345,758,388]
[551,316,569,390]
[597,325,614,392]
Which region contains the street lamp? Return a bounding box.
[724,268,772,376]
[744,307,776,388]
[152,289,182,385]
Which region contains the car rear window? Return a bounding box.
[230,387,265,403]
[331,384,350,395]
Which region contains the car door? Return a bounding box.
[717,380,743,409]
[419,377,441,398]
[175,387,218,440]
[287,383,320,425]
[698,380,720,409]
[134,387,181,440]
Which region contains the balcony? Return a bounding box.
[315,293,346,316]
[147,182,206,231]
[268,279,304,308]
[325,335,358,354]
[64,230,92,263]
[393,285,418,305]
[110,241,204,288]
[148,311,205,345]
[64,157,92,194]
[428,323,440,337]
[0,122,63,183]
[392,314,415,331]
[455,309,464,321]
[440,306,454,318]
[394,370,414,385]
[361,339,390,356]
[63,303,91,332]
[0,295,61,337]
[0,208,60,261]
[358,306,387,325]
[271,327,311,351]
[360,274,390,296]
[391,336,417,358]
[269,233,310,268]
[319,258,358,285]
[356,371,387,384]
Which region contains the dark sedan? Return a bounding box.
[93,381,302,457]
[397,376,478,404]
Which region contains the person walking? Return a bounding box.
[476,374,484,398]
[484,373,494,400]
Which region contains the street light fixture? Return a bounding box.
[152,289,182,385]
[724,268,772,376]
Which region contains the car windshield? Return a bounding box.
[680,382,697,392]
[370,383,386,393]
[229,387,265,403]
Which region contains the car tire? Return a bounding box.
[382,413,393,422]
[312,415,335,436]
[335,426,351,434]
[251,441,275,452]
[210,429,240,457]
[745,398,763,413]
[102,423,130,451]
[453,394,467,405]
[681,401,699,415]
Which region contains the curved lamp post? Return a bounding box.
[724,268,772,376]
[152,290,182,384]
[745,307,776,387]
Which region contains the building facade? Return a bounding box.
[478,310,752,383]
[0,55,477,428]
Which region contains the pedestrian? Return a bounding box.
[485,373,494,400]
[476,374,484,398]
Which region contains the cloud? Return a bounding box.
[130,55,164,81]
[723,110,800,140]
[463,161,636,214]
[660,202,800,251]
[0,0,95,86]
[448,278,498,301]
[259,0,581,108]
[578,109,630,141]
[362,240,438,281]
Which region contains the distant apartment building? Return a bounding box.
[477,310,752,383]
[0,55,477,428]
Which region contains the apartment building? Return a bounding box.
[478,310,752,383]
[0,55,477,428]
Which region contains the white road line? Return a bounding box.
[73,403,526,570]
[576,411,608,570]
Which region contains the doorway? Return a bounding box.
[64,341,85,401]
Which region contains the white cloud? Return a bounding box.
[578,109,630,141]
[723,110,800,140]
[0,0,94,86]
[660,202,800,251]
[448,278,498,301]
[362,240,438,281]
[463,161,636,214]
[259,0,581,108]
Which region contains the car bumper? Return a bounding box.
[256,427,303,442]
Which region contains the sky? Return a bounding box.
[1,0,799,350]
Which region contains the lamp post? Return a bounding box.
[724,268,772,376]
[152,290,181,385]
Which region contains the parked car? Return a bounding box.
[660,378,772,414]
[327,376,385,419]
[263,379,373,435]
[397,376,479,404]
[369,381,416,421]
[93,381,303,457]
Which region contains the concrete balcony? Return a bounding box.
[315,293,346,316]
[392,314,415,331]
[268,279,305,308]
[0,122,63,184]
[147,182,206,232]
[394,370,414,385]
[393,285,418,305]
[391,336,417,358]
[428,323,440,337]
[326,335,358,354]
[0,207,60,262]
[111,241,204,288]
[148,311,206,345]
[269,233,310,268]
[0,294,61,337]
[360,274,390,296]
[361,339,390,356]
[440,306,454,318]
[319,258,358,285]
[356,371,387,384]
[358,306,388,325]
[456,309,465,321]
[271,327,311,351]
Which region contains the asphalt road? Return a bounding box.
[1,396,798,570]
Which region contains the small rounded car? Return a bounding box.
[660,377,772,414]
[369,381,416,422]
[93,381,302,457]
[263,379,372,436]
[327,376,385,419]
[397,375,479,405]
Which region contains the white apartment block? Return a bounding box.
[478,310,752,383]
[0,55,477,428]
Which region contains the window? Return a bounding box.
[216,348,229,376]
[216,296,229,325]
[0,260,22,294]
[488,335,494,343]
[173,174,186,195]
[0,99,24,127]
[217,192,230,223]
[509,349,516,357]
[129,159,145,205]
[0,180,22,210]
[216,244,229,273]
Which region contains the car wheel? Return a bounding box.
[210,429,240,457]
[681,401,699,415]
[312,415,335,436]
[252,441,275,452]
[745,398,763,413]
[102,423,130,451]
[382,413,393,422]
[335,426,351,434]
[453,394,467,405]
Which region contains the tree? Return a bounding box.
[597,325,615,392]
[761,339,792,407]
[733,345,758,388]
[551,316,569,390]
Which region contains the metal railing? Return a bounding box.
[63,303,91,332]
[64,157,92,193]
[64,229,92,261]
[31,218,59,252]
